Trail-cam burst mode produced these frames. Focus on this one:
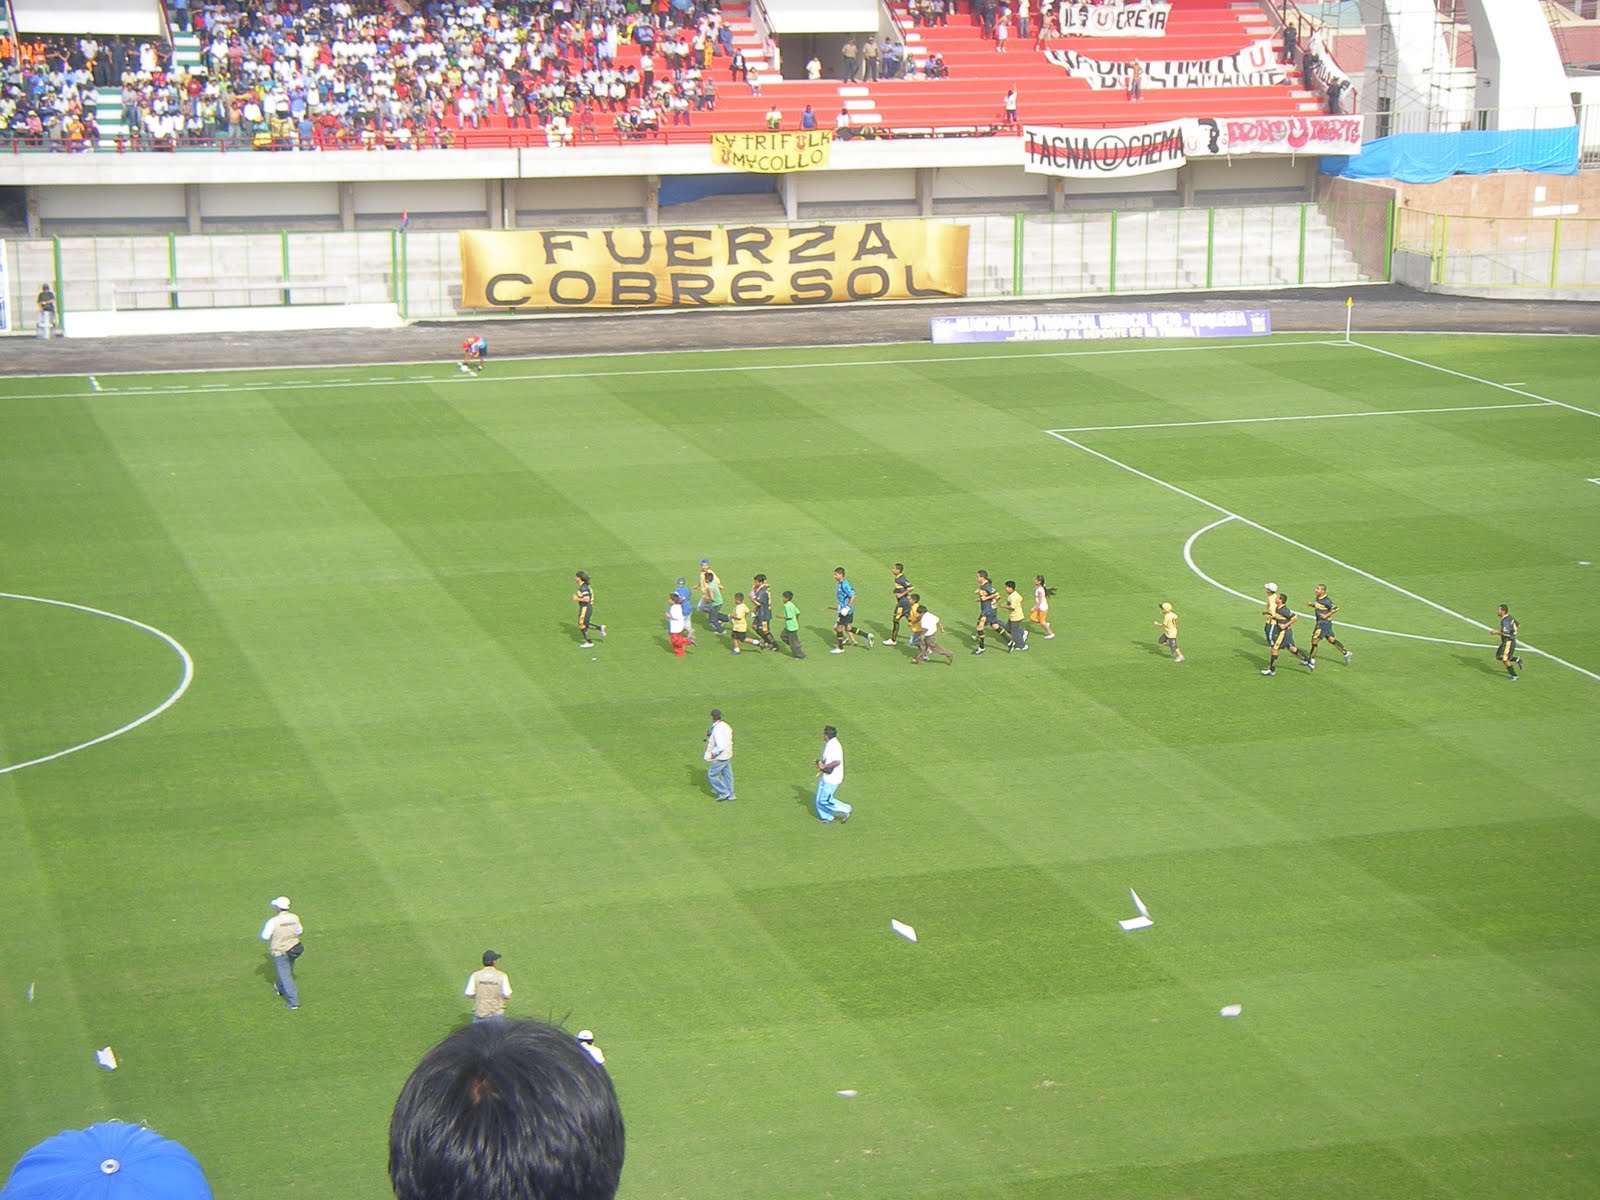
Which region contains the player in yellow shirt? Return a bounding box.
[1001,580,1030,652]
[729,592,766,655]
[1154,602,1183,662]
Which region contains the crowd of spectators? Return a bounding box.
[2,0,748,150]
[0,35,146,148]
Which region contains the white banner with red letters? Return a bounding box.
[1183,114,1364,157]
[1024,114,1364,177]
[1023,122,1186,178]
[1045,38,1286,90]
[1055,0,1171,38]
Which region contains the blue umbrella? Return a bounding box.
[2,1123,212,1200]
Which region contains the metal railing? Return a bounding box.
[4,201,1397,331]
[1394,208,1600,291]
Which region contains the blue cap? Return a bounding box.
[1,1123,213,1200]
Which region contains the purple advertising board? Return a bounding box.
[931,309,1271,344]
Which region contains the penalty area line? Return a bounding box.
[1044,431,1600,683]
[1347,340,1600,421]
[1049,400,1548,434]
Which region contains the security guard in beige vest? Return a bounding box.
[260,896,303,1010]
[466,950,512,1022]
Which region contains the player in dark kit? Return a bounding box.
[885,563,913,645]
[1496,604,1522,680]
[750,574,781,650]
[972,570,1013,654]
[1308,584,1352,665]
[1262,593,1314,676]
[572,571,606,648]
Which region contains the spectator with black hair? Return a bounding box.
[389,1018,626,1200]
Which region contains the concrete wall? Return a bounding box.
[15,137,1311,235]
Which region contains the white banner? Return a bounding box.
[1057,0,1170,38]
[1023,122,1186,178]
[0,240,10,333]
[1046,38,1286,90]
[1183,114,1364,157]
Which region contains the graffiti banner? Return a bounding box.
[459,222,970,310]
[1183,114,1364,157]
[1046,38,1286,90]
[1058,0,1170,38]
[710,130,832,173]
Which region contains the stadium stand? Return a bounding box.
[1,0,1320,151]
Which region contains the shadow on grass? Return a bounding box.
[1456,653,1515,679]
[794,783,820,820]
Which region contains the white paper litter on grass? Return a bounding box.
[890,919,918,942]
[95,1047,118,1071]
[26,982,34,1003]
[1219,1004,1242,1018]
[1119,888,1154,930]
[836,1089,858,1097]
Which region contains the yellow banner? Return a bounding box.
[459,222,969,310]
[709,130,832,172]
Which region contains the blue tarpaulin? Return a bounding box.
[1322,126,1578,182]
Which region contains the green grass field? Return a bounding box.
[2,331,1598,1199]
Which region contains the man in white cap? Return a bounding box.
[260,897,303,1010]
[466,950,512,1022]
[577,1029,606,1066]
[1262,583,1280,644]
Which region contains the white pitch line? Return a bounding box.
[1,337,1337,403]
[0,593,196,776]
[1349,340,1600,420]
[1045,431,1600,683]
[1183,517,1501,650]
[1051,401,1547,434]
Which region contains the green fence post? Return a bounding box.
[52,236,65,336]
[1435,214,1448,285]
[1382,200,1396,281]
[167,232,178,309]
[1205,206,1215,290]
[281,230,291,304]
[1012,212,1024,296]
[1108,209,1118,294]
[1550,218,1562,290]
[400,230,410,320]
[1296,203,1308,286]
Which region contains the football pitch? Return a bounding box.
[2,331,1598,1199]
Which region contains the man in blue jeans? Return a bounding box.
[814,725,851,824]
[705,709,735,801]
[260,896,303,1009]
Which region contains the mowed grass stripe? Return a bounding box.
[3,334,1596,1200]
